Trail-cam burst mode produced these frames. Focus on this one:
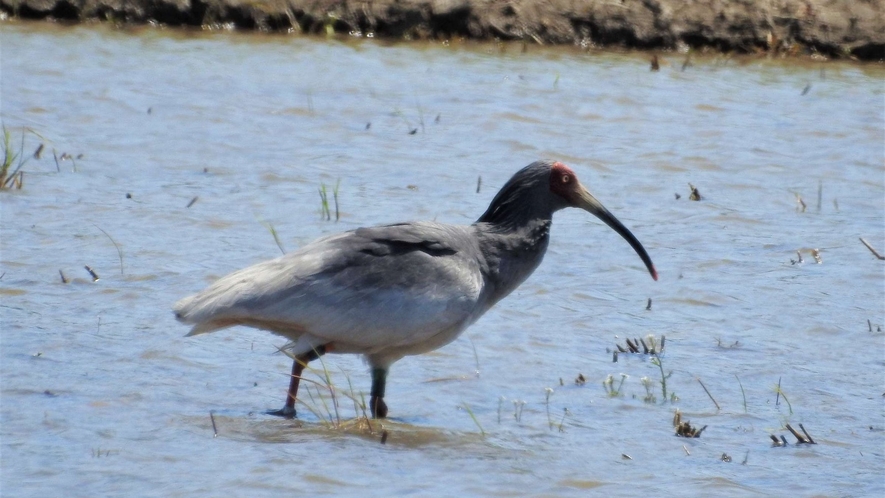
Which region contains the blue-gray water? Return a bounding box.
[1,22,883,497]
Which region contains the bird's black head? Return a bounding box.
[476,160,574,226]
[477,160,658,281]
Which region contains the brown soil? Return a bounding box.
[1,0,883,61]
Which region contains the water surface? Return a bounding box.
[1,22,883,497]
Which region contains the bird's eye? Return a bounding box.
[561,174,570,184]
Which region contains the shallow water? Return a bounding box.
[1,21,883,497]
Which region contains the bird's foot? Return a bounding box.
[370,396,388,419]
[267,406,296,419]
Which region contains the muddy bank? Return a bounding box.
[2,0,883,60]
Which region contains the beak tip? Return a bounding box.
[650,266,658,281]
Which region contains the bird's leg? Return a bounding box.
[267,345,327,418]
[370,367,388,419]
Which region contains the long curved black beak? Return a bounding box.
[573,184,658,281]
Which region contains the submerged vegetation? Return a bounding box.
[318,179,340,221]
[1,126,29,190]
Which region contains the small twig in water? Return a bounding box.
[94,224,124,275]
[697,377,720,411]
[785,424,812,444]
[466,332,480,375]
[775,376,781,406]
[187,196,199,208]
[735,374,747,413]
[799,424,815,444]
[545,387,554,430]
[85,265,99,282]
[860,238,885,260]
[210,411,218,437]
[59,270,68,284]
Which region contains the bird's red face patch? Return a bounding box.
[549,162,579,201]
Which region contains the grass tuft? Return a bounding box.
[1,125,27,190]
[461,402,485,436]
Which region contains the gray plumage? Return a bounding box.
[174,160,656,418]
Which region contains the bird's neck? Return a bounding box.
[474,218,552,305]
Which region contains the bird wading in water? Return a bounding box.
[174,160,657,419]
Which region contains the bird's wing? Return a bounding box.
[174,222,485,350]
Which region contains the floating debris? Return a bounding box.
[860,237,885,260]
[796,193,807,212]
[645,298,652,311]
[575,373,586,385]
[770,434,789,446]
[209,411,218,438]
[187,196,199,208]
[715,338,741,348]
[676,421,707,438]
[771,424,816,446]
[84,265,99,282]
[614,334,664,359]
[650,55,660,71]
[811,249,822,264]
[721,453,732,462]
[688,183,702,201]
[786,423,816,444]
[59,270,68,284]
[674,409,706,438]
